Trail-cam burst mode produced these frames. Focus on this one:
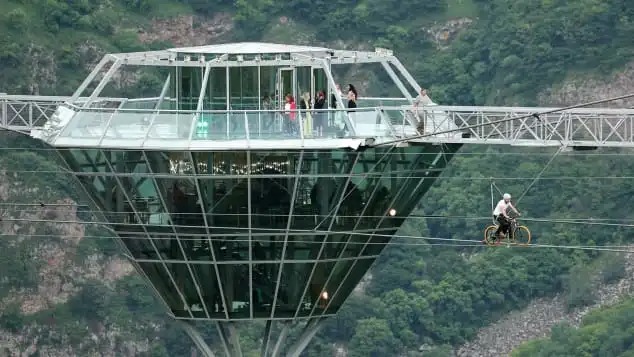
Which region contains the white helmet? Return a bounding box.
[503,193,511,200]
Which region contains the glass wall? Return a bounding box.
[58,143,461,320]
[176,65,332,112]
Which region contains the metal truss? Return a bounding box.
[412,105,634,148]
[5,94,634,149]
[0,94,125,132]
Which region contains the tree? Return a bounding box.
[348,318,400,357]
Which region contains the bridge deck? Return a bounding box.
[2,95,634,149]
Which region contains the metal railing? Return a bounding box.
[414,105,634,147]
[6,94,634,148]
[41,106,412,147]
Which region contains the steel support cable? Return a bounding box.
[374,92,634,147]
[6,208,634,227]
[516,147,562,205]
[1,231,633,254]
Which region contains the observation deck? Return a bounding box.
[1,42,633,357]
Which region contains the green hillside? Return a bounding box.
[0,0,634,356]
[513,298,634,356]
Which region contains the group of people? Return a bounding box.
[281,84,358,137]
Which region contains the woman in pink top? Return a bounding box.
[284,94,297,135]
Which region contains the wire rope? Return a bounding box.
[1,230,632,254]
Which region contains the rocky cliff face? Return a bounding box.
[538,60,634,108]
[0,166,164,356]
[456,249,634,357]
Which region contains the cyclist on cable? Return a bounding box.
[493,193,521,241]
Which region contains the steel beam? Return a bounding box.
[179,320,216,357]
[285,319,325,357]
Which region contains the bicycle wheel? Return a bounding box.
[513,225,531,246]
[483,225,498,245]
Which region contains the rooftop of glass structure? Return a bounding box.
[30,42,460,150]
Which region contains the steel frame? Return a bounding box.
[412,105,634,147]
[5,97,634,149]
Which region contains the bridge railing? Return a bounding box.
[6,94,634,147]
[0,94,127,131]
[413,105,634,146]
[37,105,412,146]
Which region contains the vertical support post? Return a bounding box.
[226,66,230,110]
[178,320,216,357]
[285,319,325,357]
[247,149,253,319]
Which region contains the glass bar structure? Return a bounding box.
[23,42,463,357]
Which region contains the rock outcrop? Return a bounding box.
[456,249,634,357]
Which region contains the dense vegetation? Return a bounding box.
[304,146,634,355]
[512,297,634,356]
[0,0,633,355]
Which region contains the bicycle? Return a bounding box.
[483,216,531,246]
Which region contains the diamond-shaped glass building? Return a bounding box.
[22,42,462,356]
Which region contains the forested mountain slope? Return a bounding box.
[0,0,634,356]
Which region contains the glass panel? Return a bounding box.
[191,263,224,318]
[355,148,396,229]
[245,111,285,140]
[217,264,250,318]
[102,111,152,142]
[348,109,392,137]
[252,263,280,318]
[277,69,293,109]
[250,151,297,232]
[340,233,370,258]
[360,229,395,257]
[104,150,182,260]
[295,261,335,318]
[204,67,227,110]
[147,113,195,140]
[58,110,110,139]
[198,177,249,261]
[325,258,375,315]
[228,67,258,110]
[164,262,206,318]
[314,258,355,315]
[260,66,276,109]
[138,262,186,317]
[275,262,312,318]
[179,67,204,111]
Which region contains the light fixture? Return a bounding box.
[388,208,396,216]
[320,291,329,300]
